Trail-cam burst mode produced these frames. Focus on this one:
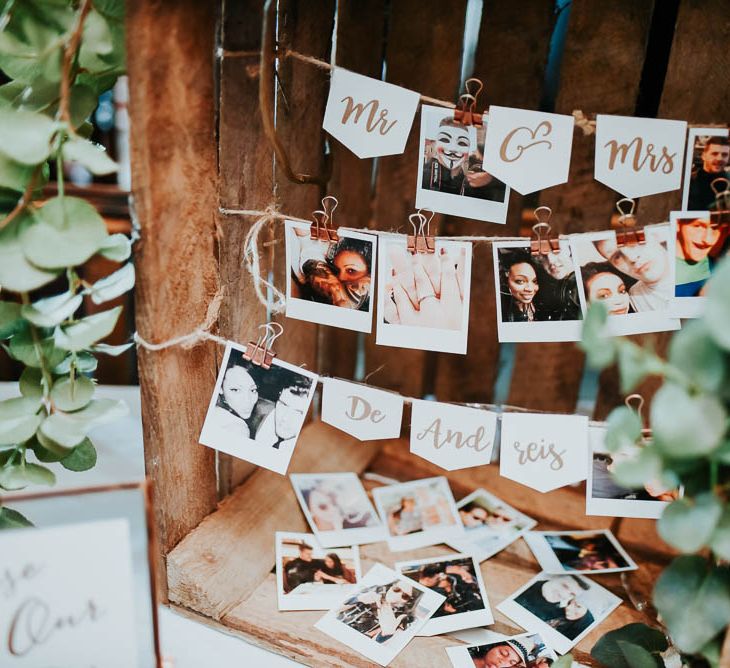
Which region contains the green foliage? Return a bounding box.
[0,506,33,529]
[591,623,667,668]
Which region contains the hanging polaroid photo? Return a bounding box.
[395,553,492,636]
[492,239,583,342]
[524,529,638,576]
[446,632,558,668]
[497,572,622,654]
[285,220,377,333]
[681,126,729,211]
[376,234,472,354]
[446,488,537,562]
[416,105,510,223]
[290,472,386,547]
[199,341,317,475]
[587,426,678,519]
[315,562,445,667]
[669,210,729,318]
[371,476,464,552]
[570,224,680,336]
[275,531,361,611]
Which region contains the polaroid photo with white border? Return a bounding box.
[570,224,680,336]
[446,632,559,668]
[395,553,492,636]
[285,220,377,333]
[493,239,583,342]
[524,529,638,576]
[376,234,472,354]
[446,488,537,562]
[681,126,729,211]
[497,572,622,654]
[199,341,317,475]
[372,476,464,552]
[314,562,445,667]
[416,104,510,223]
[290,472,387,547]
[276,531,362,611]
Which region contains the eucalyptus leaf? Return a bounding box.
[54,306,122,351]
[98,233,131,262]
[552,656,572,668]
[616,641,661,668]
[61,438,97,472]
[52,351,98,375]
[0,411,41,447]
[605,406,643,453]
[63,137,118,175]
[668,319,726,393]
[706,259,730,350]
[709,508,730,561]
[22,462,56,486]
[0,507,33,529]
[658,493,723,553]
[611,447,664,490]
[0,462,55,490]
[69,83,99,128]
[93,0,125,20]
[580,302,616,369]
[50,375,95,411]
[40,398,127,447]
[8,329,66,369]
[0,212,60,291]
[89,263,134,304]
[81,9,114,56]
[18,367,44,399]
[30,434,68,462]
[0,152,37,192]
[35,430,74,458]
[0,109,56,164]
[0,301,23,339]
[21,292,83,327]
[591,623,668,668]
[616,342,663,394]
[92,341,133,356]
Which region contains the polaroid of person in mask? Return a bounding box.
[416,105,509,223]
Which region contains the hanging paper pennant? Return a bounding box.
[594,115,687,198]
[322,67,420,159]
[321,378,404,441]
[410,400,497,470]
[499,412,589,493]
[483,106,574,195]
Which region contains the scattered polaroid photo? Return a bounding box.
[681,126,729,211]
[416,104,510,223]
[199,342,317,475]
[446,632,559,668]
[446,488,537,562]
[669,210,729,318]
[276,531,361,611]
[497,572,622,654]
[587,426,678,520]
[570,224,680,336]
[285,220,377,333]
[395,553,492,636]
[492,239,583,342]
[524,529,638,576]
[372,476,464,552]
[314,562,445,667]
[376,234,472,354]
[290,472,386,548]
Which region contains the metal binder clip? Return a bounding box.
[407,209,436,254]
[625,393,652,441]
[530,206,561,256]
[453,78,484,127]
[243,322,283,369]
[310,195,339,242]
[710,177,730,224]
[615,198,645,247]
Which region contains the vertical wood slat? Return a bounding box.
[126,0,220,598]
[507,0,656,413]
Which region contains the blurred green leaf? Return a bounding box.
[93,0,125,21]
[0,212,60,291]
[52,351,98,375]
[8,329,66,369]
[35,429,73,459]
[40,398,127,447]
[710,508,730,561]
[611,446,664,489]
[98,233,131,262]
[0,109,56,164]
[64,136,117,175]
[706,259,730,350]
[552,656,573,668]
[668,319,726,393]
[616,642,661,668]
[61,438,97,472]
[0,462,55,490]
[0,152,37,192]
[18,367,44,399]
[0,506,33,529]
[580,302,616,369]
[81,9,114,56]
[591,623,667,668]
[69,83,98,128]
[89,263,134,304]
[54,306,122,351]
[50,375,95,411]
[21,291,83,327]
[92,341,133,356]
[0,301,23,339]
[0,396,42,446]
[605,406,643,453]
[616,342,664,394]
[659,493,723,553]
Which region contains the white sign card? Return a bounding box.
[681,126,729,210]
[315,563,445,667]
[492,239,583,343]
[594,114,687,198]
[323,68,420,159]
[416,105,510,223]
[395,553,493,636]
[499,412,589,493]
[483,105,574,195]
[0,519,138,668]
[321,378,404,441]
[446,632,558,668]
[285,220,377,333]
[199,341,318,475]
[376,234,472,354]
[275,531,361,611]
[410,400,497,470]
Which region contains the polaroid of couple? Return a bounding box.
[446,632,558,668]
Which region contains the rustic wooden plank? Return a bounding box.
[126,0,220,600]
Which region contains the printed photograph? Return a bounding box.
[199,342,317,475]
[315,563,444,666]
[276,532,361,611]
[285,221,377,333]
[493,241,583,342]
[447,488,537,562]
[446,632,558,668]
[525,530,638,575]
[376,237,472,354]
[396,554,492,635]
[416,104,510,223]
[372,476,463,551]
[497,572,622,654]
[682,127,729,211]
[290,472,386,547]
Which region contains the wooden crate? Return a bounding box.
[126,1,728,666]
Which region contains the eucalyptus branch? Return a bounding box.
[59,0,93,131]
[0,165,41,231]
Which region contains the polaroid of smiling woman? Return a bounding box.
[416,105,509,223]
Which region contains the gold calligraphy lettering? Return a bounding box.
[603,136,676,174]
[340,97,397,136]
[499,121,553,162]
